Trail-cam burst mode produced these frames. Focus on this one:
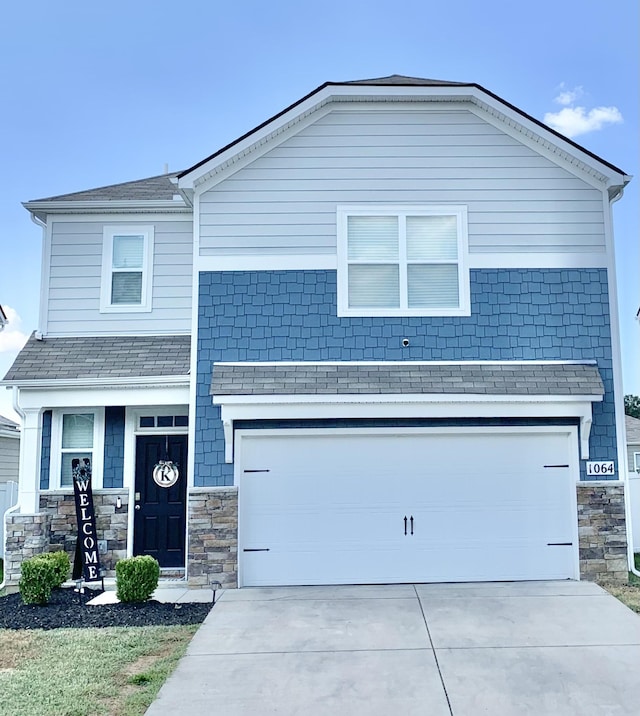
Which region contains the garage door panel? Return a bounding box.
[239,429,577,586]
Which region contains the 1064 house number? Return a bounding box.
[586,461,615,476]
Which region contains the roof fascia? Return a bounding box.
[178,82,629,194]
[1,375,190,389]
[23,199,191,223]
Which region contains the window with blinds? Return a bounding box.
[338,206,469,316]
[60,413,94,487]
[100,226,154,312]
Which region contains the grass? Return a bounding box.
[599,553,640,615]
[0,624,197,716]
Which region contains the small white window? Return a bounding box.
[634,452,640,472]
[100,226,154,312]
[337,206,469,317]
[50,409,104,489]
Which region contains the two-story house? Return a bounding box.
[2,76,633,589]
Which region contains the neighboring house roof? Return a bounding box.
[0,305,7,330]
[211,362,604,397]
[179,74,630,186]
[625,414,640,444]
[2,333,190,383]
[0,414,20,439]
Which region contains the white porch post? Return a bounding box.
[17,407,42,514]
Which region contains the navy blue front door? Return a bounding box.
[134,434,187,567]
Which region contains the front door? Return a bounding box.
[134,434,188,567]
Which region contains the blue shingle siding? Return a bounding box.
[103,406,125,489]
[195,269,616,486]
[39,410,52,490]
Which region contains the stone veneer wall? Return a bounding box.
[4,491,129,587]
[4,512,52,587]
[39,491,129,573]
[188,487,238,588]
[578,483,628,582]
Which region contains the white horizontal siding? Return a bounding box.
[46,220,193,336]
[199,108,605,259]
[0,435,19,483]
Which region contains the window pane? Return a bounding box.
[348,264,400,308]
[407,216,458,261]
[112,272,142,304]
[113,235,144,268]
[61,452,92,487]
[62,414,94,449]
[408,264,459,308]
[347,216,399,260]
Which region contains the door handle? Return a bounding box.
[410,516,414,535]
[135,505,141,511]
[404,516,408,535]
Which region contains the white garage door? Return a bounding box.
[237,427,578,587]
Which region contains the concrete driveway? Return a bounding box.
[147,581,640,715]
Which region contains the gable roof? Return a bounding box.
[178,75,630,191]
[211,361,604,398]
[3,333,190,385]
[625,414,640,444]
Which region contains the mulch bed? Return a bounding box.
[0,587,214,630]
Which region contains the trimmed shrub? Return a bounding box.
[115,556,160,602]
[42,550,71,587]
[19,556,58,605]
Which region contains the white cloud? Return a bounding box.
[544,105,623,138]
[0,306,29,353]
[554,85,583,106]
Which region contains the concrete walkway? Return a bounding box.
[146,581,640,715]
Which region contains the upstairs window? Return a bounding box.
[100,226,154,312]
[337,206,469,317]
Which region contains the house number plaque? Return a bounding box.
[152,460,179,488]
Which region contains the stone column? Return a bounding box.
[577,482,628,582]
[187,487,238,588]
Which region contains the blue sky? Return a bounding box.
[0,0,637,420]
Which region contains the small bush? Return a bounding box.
[19,556,58,605]
[116,556,160,602]
[42,551,71,587]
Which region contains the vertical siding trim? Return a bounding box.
[40,218,52,335]
[604,190,634,568]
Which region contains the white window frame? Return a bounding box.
[634,452,640,472]
[337,205,470,317]
[49,408,105,490]
[100,226,154,312]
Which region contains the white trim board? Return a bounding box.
[195,253,608,273]
[213,394,596,463]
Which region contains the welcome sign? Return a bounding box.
[71,458,102,582]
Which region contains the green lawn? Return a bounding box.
[0,624,196,716]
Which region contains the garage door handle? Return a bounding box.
[404,516,407,535]
[243,548,270,552]
[547,542,572,546]
[410,516,414,535]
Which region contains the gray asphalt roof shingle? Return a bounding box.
[3,333,190,382]
[28,173,183,203]
[211,362,604,397]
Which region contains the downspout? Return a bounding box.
[0,388,24,591]
[608,185,640,578]
[30,212,47,339]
